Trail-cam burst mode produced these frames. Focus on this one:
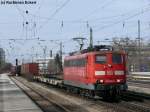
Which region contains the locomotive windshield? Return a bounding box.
[95,55,106,64]
[112,53,122,64]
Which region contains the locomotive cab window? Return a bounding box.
[95,55,106,64]
[112,53,122,64]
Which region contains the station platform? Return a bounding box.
[0,73,43,112]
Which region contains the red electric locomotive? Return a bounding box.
[64,45,127,99]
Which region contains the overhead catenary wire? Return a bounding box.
[79,0,116,21]
[2,1,150,64]
[38,0,71,30]
[80,6,150,37]
[33,0,45,15]
[86,5,150,40]
[14,2,149,26]
[93,6,150,32]
[14,5,25,19]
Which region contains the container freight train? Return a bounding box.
[16,45,128,100]
[21,63,39,80]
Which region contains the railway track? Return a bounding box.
[121,90,150,111]
[11,76,150,112]
[128,80,150,88]
[96,92,150,112]
[11,77,70,112]
[11,77,90,112]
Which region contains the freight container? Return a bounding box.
[21,63,38,80]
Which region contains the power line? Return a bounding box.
[18,2,150,25]
[0,38,39,41]
[80,6,150,37]
[79,0,116,21]
[38,0,71,30]
[87,5,150,22]
[93,6,150,32]
[14,5,25,19]
[33,0,45,15]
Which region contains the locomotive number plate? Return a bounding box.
[106,71,113,75]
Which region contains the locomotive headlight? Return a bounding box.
[115,71,124,75]
[96,80,104,84]
[100,80,104,83]
[117,79,121,82]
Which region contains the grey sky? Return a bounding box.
[0,0,150,64]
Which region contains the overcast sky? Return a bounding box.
[0,0,150,64]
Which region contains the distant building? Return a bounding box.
[0,48,5,67]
